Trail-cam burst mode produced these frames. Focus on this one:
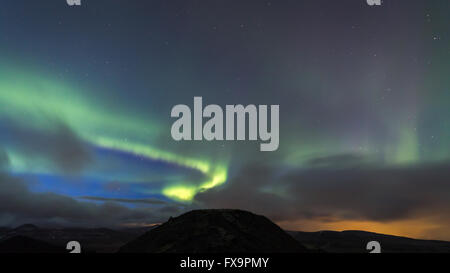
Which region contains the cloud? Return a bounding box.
[196,155,450,226]
[0,117,92,173]
[195,164,298,221]
[79,196,169,205]
[306,153,369,168]
[0,150,177,227]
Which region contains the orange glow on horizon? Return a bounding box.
[277,217,449,241]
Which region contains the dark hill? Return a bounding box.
[0,224,148,253]
[289,230,450,253]
[119,209,308,253]
[0,236,65,253]
[13,224,39,232]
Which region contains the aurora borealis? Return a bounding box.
[0,0,449,240]
[0,63,227,201]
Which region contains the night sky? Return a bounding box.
[0,0,449,240]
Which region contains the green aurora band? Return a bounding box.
[0,65,227,202]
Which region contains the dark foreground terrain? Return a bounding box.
[0,223,149,253]
[0,209,449,253]
[119,209,308,253]
[289,230,450,253]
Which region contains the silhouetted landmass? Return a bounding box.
[288,230,450,253]
[119,209,308,253]
[1,210,450,253]
[0,235,65,253]
[0,224,150,253]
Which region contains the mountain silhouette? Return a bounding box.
[0,235,65,253]
[119,209,308,253]
[13,224,39,232]
[1,210,450,253]
[0,224,149,253]
[289,230,450,253]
